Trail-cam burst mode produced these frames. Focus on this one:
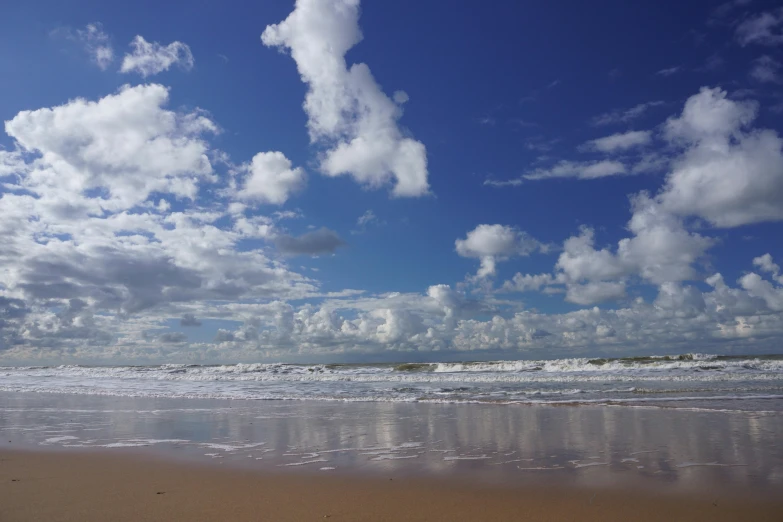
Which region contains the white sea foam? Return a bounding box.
[1,354,781,411]
[280,458,328,467]
[443,455,491,461]
[573,462,609,468]
[370,454,420,461]
[675,461,746,468]
[41,436,78,444]
[198,442,266,451]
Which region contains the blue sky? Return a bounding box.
[1,0,783,364]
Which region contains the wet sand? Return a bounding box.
[2,392,782,520]
[1,449,782,522]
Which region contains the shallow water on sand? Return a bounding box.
[1,391,781,493]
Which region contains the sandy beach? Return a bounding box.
[2,449,782,522]
[1,391,782,520]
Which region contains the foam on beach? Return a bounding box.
[1,353,781,411]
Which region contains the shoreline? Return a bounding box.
[2,391,782,495]
[2,448,783,521]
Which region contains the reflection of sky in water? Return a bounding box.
[1,391,781,493]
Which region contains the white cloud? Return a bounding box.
[654,282,706,319]
[656,66,682,77]
[5,84,216,210]
[753,253,783,284]
[740,272,783,311]
[357,210,377,228]
[74,23,114,70]
[524,159,626,180]
[546,196,713,305]
[351,209,383,234]
[581,130,652,153]
[631,152,669,174]
[555,227,629,283]
[120,36,195,77]
[393,91,409,104]
[499,87,781,306]
[664,87,757,143]
[565,281,626,305]
[0,149,25,178]
[750,55,782,83]
[237,151,306,205]
[484,177,523,187]
[4,256,783,363]
[501,273,558,293]
[736,8,783,46]
[262,0,429,197]
[0,84,327,359]
[592,101,665,126]
[658,87,783,227]
[456,224,547,278]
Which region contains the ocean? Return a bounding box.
[3,353,783,412]
[2,353,783,492]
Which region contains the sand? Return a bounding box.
[1,449,781,521]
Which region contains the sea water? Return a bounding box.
[2,353,782,412]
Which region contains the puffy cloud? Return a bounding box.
[524,159,627,180]
[556,227,629,283]
[0,85,325,359]
[664,87,757,142]
[753,253,783,284]
[565,281,626,305]
[120,36,194,77]
[750,55,782,83]
[740,272,783,311]
[654,282,706,319]
[500,87,780,306]
[547,196,713,305]
[658,87,783,227]
[237,151,306,205]
[74,23,114,70]
[262,0,429,197]
[0,149,25,178]
[456,225,547,277]
[274,228,346,256]
[500,273,558,293]
[5,84,216,210]
[735,8,783,46]
[4,258,783,363]
[618,195,715,284]
[581,130,652,153]
[592,101,664,126]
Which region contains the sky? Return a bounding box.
[1,0,783,364]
